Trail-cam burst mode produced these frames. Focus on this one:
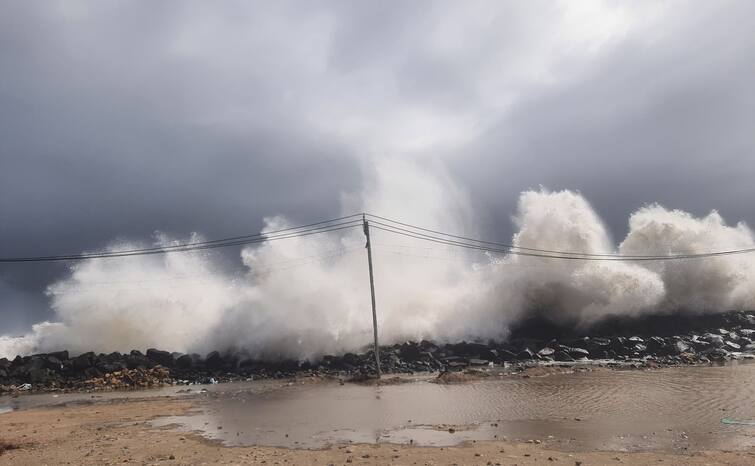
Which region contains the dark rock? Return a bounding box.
[497,349,518,361]
[29,367,54,384]
[419,340,438,353]
[517,348,535,360]
[205,351,223,370]
[704,334,725,348]
[399,342,423,361]
[468,358,489,366]
[126,353,152,370]
[646,337,666,352]
[725,341,741,351]
[611,337,630,355]
[703,348,730,360]
[48,350,69,361]
[568,347,590,359]
[72,352,95,370]
[146,348,174,367]
[43,356,63,371]
[668,341,691,355]
[690,337,711,350]
[175,354,194,369]
[100,361,127,373]
[591,337,611,347]
[555,351,574,362]
[632,343,647,354]
[446,342,493,359]
[537,347,555,358]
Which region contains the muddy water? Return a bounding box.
[151,363,755,452]
[0,378,284,414]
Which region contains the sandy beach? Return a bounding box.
[2,387,755,466]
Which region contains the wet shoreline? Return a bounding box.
[5,362,755,454]
[145,362,755,453]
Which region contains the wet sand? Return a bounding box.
[151,362,755,452]
[2,396,755,465]
[3,364,755,464]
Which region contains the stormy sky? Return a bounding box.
[1,1,754,334]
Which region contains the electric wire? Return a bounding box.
[4,211,755,263]
[0,219,362,263]
[368,222,755,261]
[47,248,363,294]
[367,213,755,259]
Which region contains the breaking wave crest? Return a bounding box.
[2,161,754,359]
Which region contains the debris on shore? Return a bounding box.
[2,310,755,394]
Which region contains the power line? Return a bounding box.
[0,217,363,263]
[46,247,363,293]
[368,222,755,261]
[4,211,755,263]
[365,213,716,259]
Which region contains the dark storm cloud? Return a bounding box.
[0,1,363,328]
[2,1,755,333]
[448,2,755,239]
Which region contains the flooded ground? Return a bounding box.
[149,362,755,452]
[6,363,755,453]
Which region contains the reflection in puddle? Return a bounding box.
[152,363,755,451]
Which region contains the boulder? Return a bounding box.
[668,341,691,355]
[611,337,630,355]
[42,356,63,371]
[646,337,667,353]
[517,348,535,360]
[497,349,518,361]
[175,354,193,369]
[537,347,555,358]
[126,353,152,369]
[468,358,489,366]
[48,350,69,361]
[725,341,742,351]
[632,343,648,354]
[446,342,493,359]
[146,349,174,367]
[72,352,95,370]
[703,348,730,360]
[568,347,590,359]
[399,342,422,361]
[704,334,725,348]
[205,351,223,370]
[419,340,439,353]
[29,367,54,384]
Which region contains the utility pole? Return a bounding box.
[362,214,381,377]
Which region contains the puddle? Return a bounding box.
[0,378,282,413]
[150,363,755,451]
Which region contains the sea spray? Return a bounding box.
[2,161,755,359]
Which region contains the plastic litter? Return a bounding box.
[722,418,755,426]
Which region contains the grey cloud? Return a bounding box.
[450,2,755,238]
[2,1,755,333]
